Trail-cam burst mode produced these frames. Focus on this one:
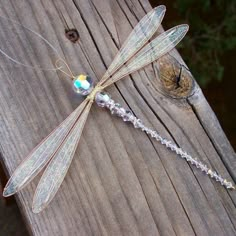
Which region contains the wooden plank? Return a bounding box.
[0,0,235,235]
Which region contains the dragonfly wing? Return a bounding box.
[3,99,89,197]
[99,5,166,86]
[32,101,93,213]
[102,24,189,88]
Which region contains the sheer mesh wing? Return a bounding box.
[0,14,63,71]
[3,99,89,197]
[98,5,166,86]
[32,101,92,213]
[102,24,189,88]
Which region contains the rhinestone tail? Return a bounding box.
[95,92,235,190]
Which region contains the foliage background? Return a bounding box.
[169,0,236,86]
[150,0,236,149]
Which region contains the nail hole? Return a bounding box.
[65,29,79,43]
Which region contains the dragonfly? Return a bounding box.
[1,5,234,214]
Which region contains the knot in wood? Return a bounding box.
[158,55,194,98]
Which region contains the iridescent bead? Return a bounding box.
[95,92,111,107]
[107,99,115,108]
[133,119,143,128]
[111,103,121,115]
[123,110,133,122]
[73,74,94,96]
[150,131,157,138]
[117,108,126,117]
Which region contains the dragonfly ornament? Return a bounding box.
[1,6,234,214]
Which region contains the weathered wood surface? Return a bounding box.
[0,0,235,235]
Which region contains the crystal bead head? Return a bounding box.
[95,92,111,107]
[73,74,94,96]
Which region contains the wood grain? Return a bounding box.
[0,0,235,235]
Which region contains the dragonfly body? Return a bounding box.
[1,5,233,214]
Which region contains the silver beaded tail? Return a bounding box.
[95,92,235,190]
